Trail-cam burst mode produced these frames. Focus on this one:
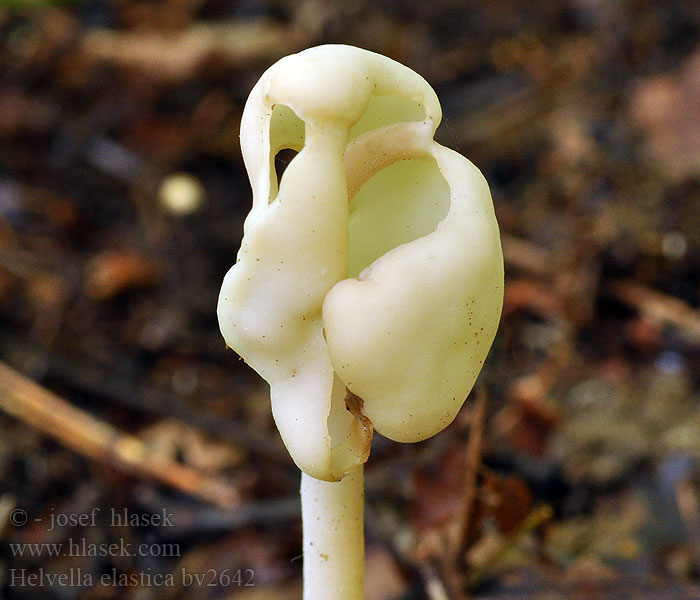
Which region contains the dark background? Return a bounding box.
[1,0,700,598]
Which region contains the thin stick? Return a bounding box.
[501,233,552,277]
[0,361,238,508]
[501,233,700,345]
[453,386,487,565]
[0,335,288,461]
[418,563,453,600]
[466,505,553,590]
[606,278,700,344]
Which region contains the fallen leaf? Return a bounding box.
[84,250,160,300]
[631,47,700,181]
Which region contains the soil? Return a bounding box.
[1,1,700,598]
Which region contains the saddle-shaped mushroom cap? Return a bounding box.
[218,45,503,481]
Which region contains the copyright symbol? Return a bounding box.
[9,509,27,527]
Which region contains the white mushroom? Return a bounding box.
[218,44,503,599]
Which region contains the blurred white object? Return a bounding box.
[158,173,205,216]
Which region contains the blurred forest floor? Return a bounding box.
[1,0,700,598]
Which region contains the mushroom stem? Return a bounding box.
[301,465,364,599]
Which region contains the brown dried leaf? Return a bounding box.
[411,442,469,536]
[631,47,700,181]
[481,471,534,537]
[84,250,160,300]
[493,375,561,457]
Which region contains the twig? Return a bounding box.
[0,336,289,462]
[0,361,239,508]
[501,233,552,277]
[503,234,700,345]
[450,82,544,148]
[453,386,487,565]
[419,563,453,600]
[82,20,292,82]
[606,278,700,344]
[133,485,300,540]
[466,505,553,590]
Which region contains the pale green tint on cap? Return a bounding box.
[218,45,503,481]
